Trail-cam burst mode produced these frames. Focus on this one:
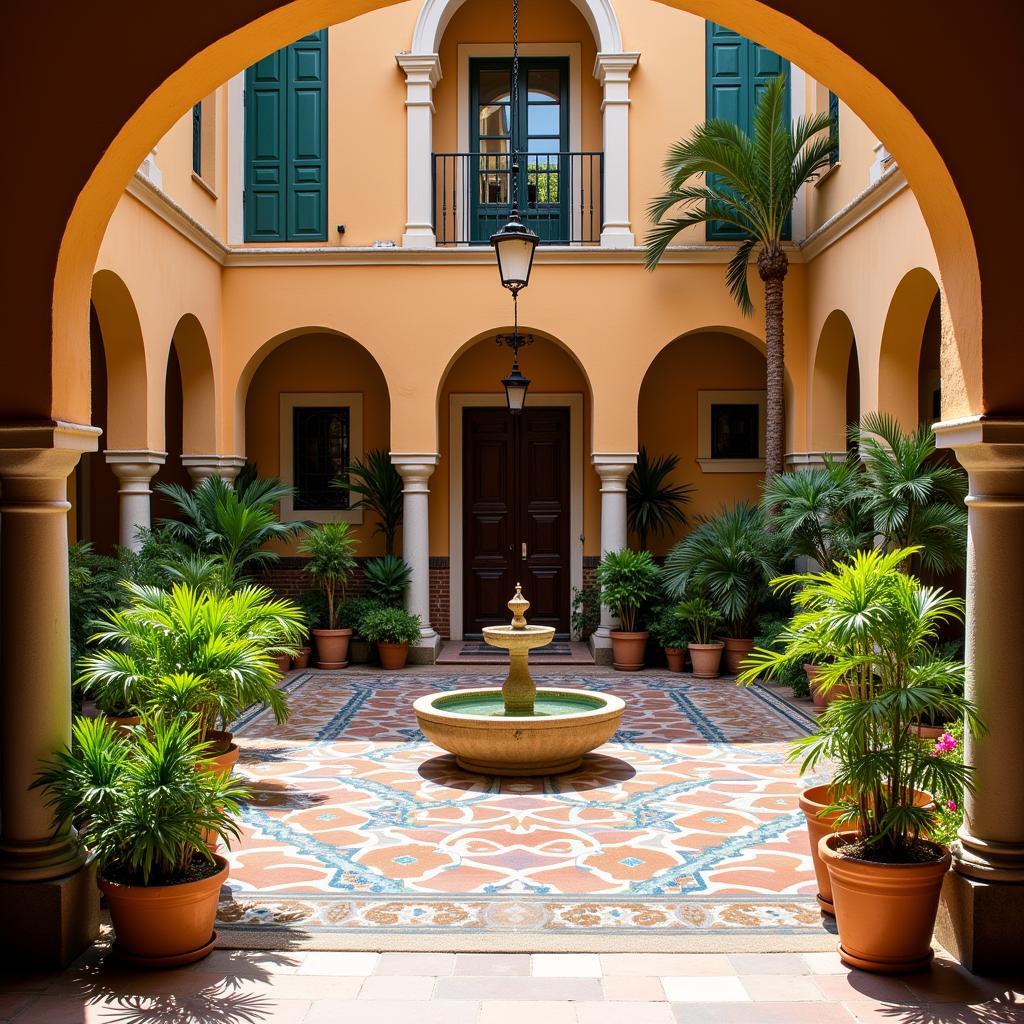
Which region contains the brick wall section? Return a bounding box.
[255,557,368,601]
[429,557,450,639]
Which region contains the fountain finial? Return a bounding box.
[508,583,529,630]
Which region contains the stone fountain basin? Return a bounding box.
[481,624,556,651]
[413,687,625,776]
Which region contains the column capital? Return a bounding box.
[593,51,640,84]
[934,416,1024,481]
[396,52,442,88]
[391,453,440,490]
[591,452,637,486]
[182,454,246,484]
[784,450,847,470]
[105,449,166,483]
[0,420,100,485]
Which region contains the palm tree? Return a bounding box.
[850,412,967,575]
[626,446,694,550]
[645,75,836,479]
[332,449,404,555]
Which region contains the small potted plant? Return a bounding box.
[652,605,689,672]
[739,547,982,966]
[363,555,413,608]
[359,606,422,670]
[676,596,724,678]
[595,548,663,671]
[300,522,358,669]
[34,714,249,967]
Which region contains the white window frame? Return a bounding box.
[697,389,767,474]
[279,392,364,524]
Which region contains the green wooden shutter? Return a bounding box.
[705,22,790,241]
[828,90,840,166]
[192,103,202,176]
[245,30,327,242]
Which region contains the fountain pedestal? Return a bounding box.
[413,586,624,776]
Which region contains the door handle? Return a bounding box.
[521,542,527,560]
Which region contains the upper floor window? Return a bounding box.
[828,90,840,167]
[705,22,790,241]
[244,30,328,242]
[192,103,202,176]
[191,94,217,191]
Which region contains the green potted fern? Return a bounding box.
[359,607,422,670]
[676,596,724,678]
[738,548,982,969]
[34,714,249,967]
[595,548,662,671]
[300,522,358,668]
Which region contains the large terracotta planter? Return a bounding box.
[723,637,754,675]
[664,646,685,673]
[802,786,937,917]
[688,642,724,679]
[314,627,352,669]
[99,855,228,967]
[610,630,648,672]
[378,641,409,670]
[292,646,311,670]
[272,652,291,674]
[804,664,827,707]
[199,730,238,777]
[105,713,141,735]
[819,832,950,973]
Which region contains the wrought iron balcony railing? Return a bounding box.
[432,151,603,246]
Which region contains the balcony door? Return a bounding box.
[470,57,569,244]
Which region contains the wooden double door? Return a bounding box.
[463,407,571,637]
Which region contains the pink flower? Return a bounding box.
[947,800,957,812]
[933,732,958,755]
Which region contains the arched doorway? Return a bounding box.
[439,331,593,639]
[811,309,860,452]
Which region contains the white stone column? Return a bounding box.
[104,449,165,550]
[396,53,442,250]
[595,53,640,249]
[934,417,1024,974]
[591,453,637,656]
[182,454,246,485]
[391,453,441,661]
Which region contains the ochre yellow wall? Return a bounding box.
[244,332,392,556]
[638,331,766,554]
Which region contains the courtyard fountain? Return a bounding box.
[413,585,624,775]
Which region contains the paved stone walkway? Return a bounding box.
[2,948,1021,1023]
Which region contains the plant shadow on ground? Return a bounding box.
[241,778,331,811]
[416,751,637,791]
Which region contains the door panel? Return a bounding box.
[463,407,571,637]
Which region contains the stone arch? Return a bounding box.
[811,309,860,451]
[170,314,217,454]
[411,0,623,53]
[89,270,150,449]
[877,267,940,430]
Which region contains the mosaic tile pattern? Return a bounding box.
[219,672,828,936]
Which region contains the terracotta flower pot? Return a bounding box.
[910,722,946,740]
[313,627,352,669]
[804,664,827,708]
[664,646,685,673]
[98,855,228,967]
[688,642,724,679]
[723,637,754,675]
[378,641,410,670]
[105,713,141,735]
[272,652,291,674]
[819,831,950,974]
[292,646,311,670]
[610,630,648,671]
[802,786,938,917]
[198,730,238,778]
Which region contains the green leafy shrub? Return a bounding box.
[359,607,422,646]
[752,616,809,698]
[675,596,722,645]
[337,596,383,636]
[363,555,413,607]
[651,604,689,649]
[34,714,249,885]
[595,549,662,632]
[570,585,601,640]
[300,522,358,630]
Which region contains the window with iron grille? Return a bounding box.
[292,406,350,511]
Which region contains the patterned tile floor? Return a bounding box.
[217,667,831,944]
[2,948,1020,1023]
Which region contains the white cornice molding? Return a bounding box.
[799,163,908,261]
[125,173,229,263]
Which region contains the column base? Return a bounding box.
[402,229,437,249]
[408,630,442,665]
[936,870,1024,974]
[589,627,614,665]
[0,861,99,969]
[599,228,636,248]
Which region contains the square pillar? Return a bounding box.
[391,453,442,663]
[595,52,640,249]
[590,452,637,662]
[396,53,442,249]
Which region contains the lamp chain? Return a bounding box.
[511,0,520,213]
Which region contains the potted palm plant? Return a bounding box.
[662,502,782,674]
[595,548,663,671]
[359,607,422,670]
[676,596,724,678]
[363,554,413,607]
[300,522,358,668]
[79,582,303,773]
[626,446,693,550]
[738,548,982,965]
[34,714,249,967]
[332,448,404,555]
